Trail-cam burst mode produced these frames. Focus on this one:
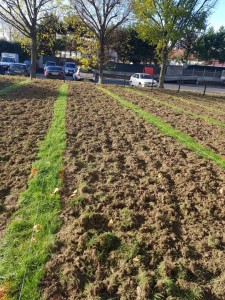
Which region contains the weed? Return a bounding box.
[120,208,133,230]
[69,195,87,207]
[121,241,140,260]
[87,232,120,262]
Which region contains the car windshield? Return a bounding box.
[65,63,76,67]
[2,57,14,62]
[140,74,152,79]
[45,62,56,66]
[80,68,93,73]
[46,66,63,71]
[11,64,26,70]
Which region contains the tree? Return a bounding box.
[38,13,64,56]
[194,27,216,63]
[0,0,56,78]
[63,14,99,67]
[112,26,156,64]
[194,26,225,64]
[133,0,217,88]
[71,0,131,83]
[177,32,200,63]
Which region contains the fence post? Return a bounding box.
[203,80,207,96]
[151,76,154,91]
[178,78,181,93]
[124,73,126,87]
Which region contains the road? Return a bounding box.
[36,73,225,95]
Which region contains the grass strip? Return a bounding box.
[99,87,225,169]
[127,88,225,128]
[0,83,68,299]
[0,79,30,95]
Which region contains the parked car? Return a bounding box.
[44,61,56,71]
[63,62,77,76]
[24,60,31,68]
[129,73,158,87]
[7,63,29,76]
[44,65,65,80]
[0,65,5,75]
[73,67,96,82]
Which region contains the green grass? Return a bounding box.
[129,88,225,128]
[0,79,30,95]
[0,83,68,299]
[98,87,225,170]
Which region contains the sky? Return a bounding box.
[208,0,225,30]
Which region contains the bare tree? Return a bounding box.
[72,0,131,83]
[0,0,55,78]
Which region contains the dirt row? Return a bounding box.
[155,90,225,122]
[0,75,25,90]
[159,88,225,112]
[0,79,61,238]
[106,86,225,157]
[40,82,225,300]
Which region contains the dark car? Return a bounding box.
[63,62,77,76]
[0,65,5,75]
[44,65,65,80]
[7,63,29,76]
[24,60,31,68]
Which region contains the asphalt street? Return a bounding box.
[36,73,225,95]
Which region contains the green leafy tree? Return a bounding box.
[194,26,225,64]
[38,13,65,56]
[177,32,200,63]
[0,0,56,78]
[132,0,217,88]
[62,14,99,67]
[112,26,156,64]
[194,27,216,63]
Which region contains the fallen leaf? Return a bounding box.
[29,167,38,179]
[59,170,65,180]
[133,256,140,262]
[53,188,60,194]
[69,189,78,199]
[108,219,114,227]
[33,224,42,232]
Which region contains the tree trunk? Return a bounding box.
[158,50,168,88]
[30,35,37,79]
[98,40,105,84]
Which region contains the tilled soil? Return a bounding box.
[40,82,225,300]
[154,89,225,123]
[0,75,25,89]
[0,79,61,238]
[106,86,225,157]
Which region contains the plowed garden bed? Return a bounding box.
[39,83,225,300]
[0,75,25,89]
[1,81,225,299]
[0,78,60,237]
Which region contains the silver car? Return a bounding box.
[63,62,77,76]
[130,73,158,87]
